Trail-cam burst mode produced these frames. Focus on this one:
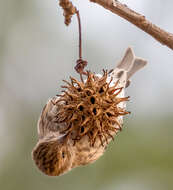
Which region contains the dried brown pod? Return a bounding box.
[56,70,130,146]
[59,0,77,25]
[32,47,147,176]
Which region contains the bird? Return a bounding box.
[32,47,147,176]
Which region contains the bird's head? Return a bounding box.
[32,136,73,176]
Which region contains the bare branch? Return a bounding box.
[90,0,173,50]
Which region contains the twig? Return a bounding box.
[75,10,88,80]
[90,0,173,50]
[76,10,82,59]
[58,0,87,77]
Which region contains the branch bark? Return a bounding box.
[90,0,173,50]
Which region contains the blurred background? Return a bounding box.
[0,0,173,189]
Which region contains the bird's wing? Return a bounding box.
[37,97,66,139]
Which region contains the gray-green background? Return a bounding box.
[0,0,173,190]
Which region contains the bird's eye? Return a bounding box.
[62,151,65,158]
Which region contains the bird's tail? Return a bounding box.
[111,47,147,88]
[117,47,147,80]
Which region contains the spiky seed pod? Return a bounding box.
[55,71,130,146]
[59,0,77,25]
